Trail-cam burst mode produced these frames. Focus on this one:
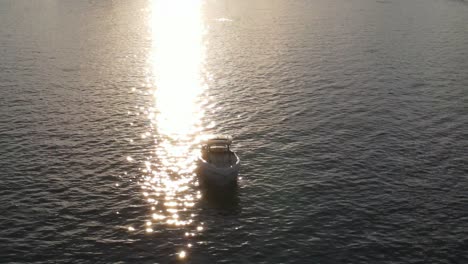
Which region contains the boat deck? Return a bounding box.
[203,151,237,168]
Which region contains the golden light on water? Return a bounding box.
[148,0,205,138]
[131,0,208,260]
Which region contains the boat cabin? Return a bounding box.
[200,135,237,167]
[202,136,232,153]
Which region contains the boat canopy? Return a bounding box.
[203,135,233,146]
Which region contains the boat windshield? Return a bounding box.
[208,145,229,152]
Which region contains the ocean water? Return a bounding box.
[1,0,467,263]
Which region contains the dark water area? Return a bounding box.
[1,0,468,263]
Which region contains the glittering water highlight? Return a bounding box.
[130,0,207,259]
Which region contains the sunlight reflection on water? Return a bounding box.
[130,0,208,259]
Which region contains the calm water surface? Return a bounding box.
[1,0,467,263]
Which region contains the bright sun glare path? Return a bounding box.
[150,0,206,139]
[129,0,207,260]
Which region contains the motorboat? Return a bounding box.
[196,135,240,187]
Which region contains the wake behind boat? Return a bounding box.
[196,135,240,187]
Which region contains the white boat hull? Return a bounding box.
[196,156,240,187]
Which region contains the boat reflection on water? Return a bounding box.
[199,182,241,213]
